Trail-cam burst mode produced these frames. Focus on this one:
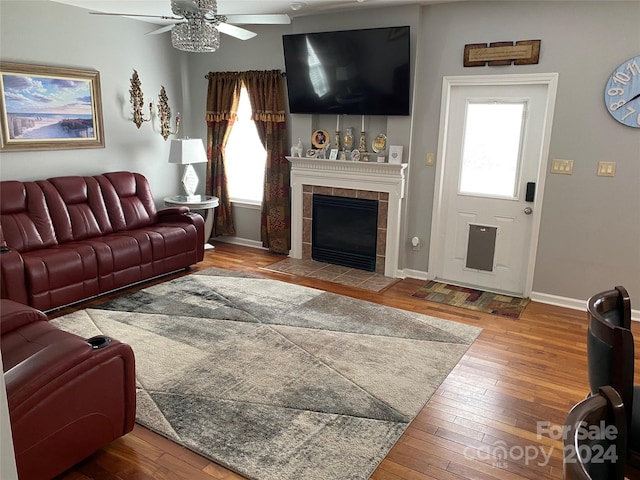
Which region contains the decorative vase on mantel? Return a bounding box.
[291,138,303,157]
[358,130,367,153]
[343,127,354,152]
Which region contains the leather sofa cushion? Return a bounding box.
[77,233,154,292]
[0,181,58,252]
[22,245,100,311]
[97,172,158,231]
[40,177,114,242]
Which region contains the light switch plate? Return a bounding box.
[426,152,435,166]
[551,159,574,175]
[597,161,616,177]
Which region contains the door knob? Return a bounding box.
[524,207,533,215]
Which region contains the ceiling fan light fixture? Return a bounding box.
[171,21,220,52]
[171,0,216,18]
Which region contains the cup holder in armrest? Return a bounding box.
[86,336,112,349]
[0,247,10,254]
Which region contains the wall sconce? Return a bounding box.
[129,70,152,128]
[158,86,180,141]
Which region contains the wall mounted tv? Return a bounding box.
[282,26,411,116]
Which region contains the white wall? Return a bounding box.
[0,0,187,203]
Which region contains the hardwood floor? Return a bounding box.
[51,242,637,480]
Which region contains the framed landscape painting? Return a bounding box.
[0,62,105,151]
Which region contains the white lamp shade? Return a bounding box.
[168,138,208,165]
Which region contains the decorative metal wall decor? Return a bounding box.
[158,86,180,140]
[129,70,152,128]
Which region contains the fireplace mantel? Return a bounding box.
[288,156,408,277]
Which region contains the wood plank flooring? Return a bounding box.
[50,242,638,480]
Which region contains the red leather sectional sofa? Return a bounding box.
[0,171,204,311]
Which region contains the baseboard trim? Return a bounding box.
[398,269,429,280]
[213,236,267,250]
[529,292,587,312]
[530,291,640,322]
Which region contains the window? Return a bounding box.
[224,86,267,204]
[459,101,526,198]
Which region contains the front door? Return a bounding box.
[429,74,558,297]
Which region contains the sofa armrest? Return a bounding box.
[0,300,47,335]
[5,335,135,417]
[5,336,93,407]
[158,211,205,258]
[158,206,190,216]
[0,249,29,306]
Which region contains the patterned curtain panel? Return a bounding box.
[205,72,241,237]
[240,70,290,254]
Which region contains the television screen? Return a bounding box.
[282,26,410,116]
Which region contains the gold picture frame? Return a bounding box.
[0,62,105,151]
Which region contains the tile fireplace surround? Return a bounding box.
[287,156,408,278]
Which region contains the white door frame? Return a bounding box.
[428,73,559,297]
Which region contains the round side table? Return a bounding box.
[164,195,219,249]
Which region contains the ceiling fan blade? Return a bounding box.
[216,22,257,40]
[89,11,182,21]
[145,24,179,36]
[224,14,291,25]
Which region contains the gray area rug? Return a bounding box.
[52,268,482,480]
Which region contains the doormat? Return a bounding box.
[411,281,530,319]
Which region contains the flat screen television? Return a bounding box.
[282,26,410,116]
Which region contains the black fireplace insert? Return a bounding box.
[312,194,378,272]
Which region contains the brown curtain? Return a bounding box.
[205,72,241,237]
[240,70,290,254]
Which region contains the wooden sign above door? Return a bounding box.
[464,40,541,67]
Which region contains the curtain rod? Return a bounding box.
[204,72,287,79]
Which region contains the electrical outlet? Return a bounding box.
[426,153,435,166]
[551,159,574,175]
[597,161,616,177]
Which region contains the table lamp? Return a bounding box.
[168,138,208,199]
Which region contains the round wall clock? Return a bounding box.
[604,55,640,128]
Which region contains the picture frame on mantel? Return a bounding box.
[388,145,403,164]
[0,62,105,151]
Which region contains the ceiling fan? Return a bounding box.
[89,0,291,52]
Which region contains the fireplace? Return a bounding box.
[288,156,407,278]
[312,194,378,271]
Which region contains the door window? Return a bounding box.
[459,101,526,198]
